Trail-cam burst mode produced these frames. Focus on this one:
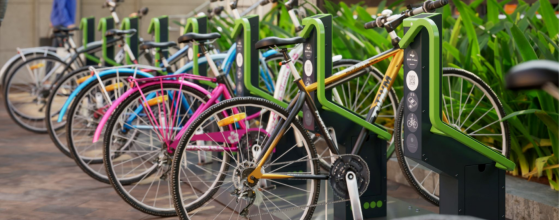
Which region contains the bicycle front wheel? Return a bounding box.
[45,66,94,158]
[171,97,320,220]
[394,68,510,205]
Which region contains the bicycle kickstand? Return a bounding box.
[346,171,363,220]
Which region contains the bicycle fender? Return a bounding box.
[0,49,60,83]
[91,79,211,143]
[57,69,153,122]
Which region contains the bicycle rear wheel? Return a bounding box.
[171,97,320,220]
[394,68,510,205]
[103,83,209,216]
[4,56,73,133]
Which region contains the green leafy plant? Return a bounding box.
[179,0,559,190]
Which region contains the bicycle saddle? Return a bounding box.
[140,41,177,50]
[506,60,559,90]
[105,29,137,37]
[178,33,221,43]
[255,37,304,49]
[53,26,80,33]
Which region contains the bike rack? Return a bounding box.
[97,16,117,66]
[232,15,288,108]
[147,16,170,68]
[303,14,387,219]
[121,17,140,65]
[400,13,513,219]
[184,15,208,77]
[79,17,100,65]
[231,14,318,214]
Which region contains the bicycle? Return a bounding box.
[3,0,150,133]
[168,0,510,219]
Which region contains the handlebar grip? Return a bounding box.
[213,6,225,16]
[425,0,448,12]
[364,21,377,29]
[138,7,149,17]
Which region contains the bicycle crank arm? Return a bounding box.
[346,171,363,220]
[259,174,329,180]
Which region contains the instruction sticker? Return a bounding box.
[406,133,418,153]
[304,60,313,76]
[406,50,418,69]
[406,113,418,132]
[406,92,419,112]
[188,47,194,60]
[406,70,418,91]
[236,53,243,67]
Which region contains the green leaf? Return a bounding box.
[505,22,538,61]
[386,0,405,10]
[469,0,485,10]
[443,41,463,65]
[538,0,559,39]
[452,0,480,56]
[376,0,387,14]
[535,156,553,177]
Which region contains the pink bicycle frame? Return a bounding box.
[92,73,267,154]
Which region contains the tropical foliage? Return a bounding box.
[192,0,559,190]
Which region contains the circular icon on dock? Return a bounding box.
[406,113,418,132]
[406,50,418,69]
[406,92,419,112]
[304,60,313,76]
[304,111,312,126]
[236,53,243,67]
[188,47,194,60]
[406,70,418,91]
[406,133,418,153]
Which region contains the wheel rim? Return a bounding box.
[6,58,71,131]
[69,75,134,179]
[175,102,319,219]
[48,69,90,154]
[398,70,509,203]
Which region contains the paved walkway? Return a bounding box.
[0,97,436,219]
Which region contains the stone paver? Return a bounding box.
[0,96,436,219]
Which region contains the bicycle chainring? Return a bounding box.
[329,155,370,199]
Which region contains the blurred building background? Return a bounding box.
[0,0,556,67]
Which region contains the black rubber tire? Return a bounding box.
[171,97,321,220]
[45,66,95,158]
[4,56,72,133]
[66,72,150,184]
[103,83,209,216]
[394,68,510,206]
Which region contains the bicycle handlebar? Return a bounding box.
[364,0,448,30]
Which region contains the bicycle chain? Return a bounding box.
[244,154,364,218]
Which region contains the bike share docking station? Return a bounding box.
[97,15,140,66]
[148,16,170,69]
[401,14,514,219]
[300,14,387,219]
[233,14,311,193]
[79,17,100,66]
[184,15,213,88]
